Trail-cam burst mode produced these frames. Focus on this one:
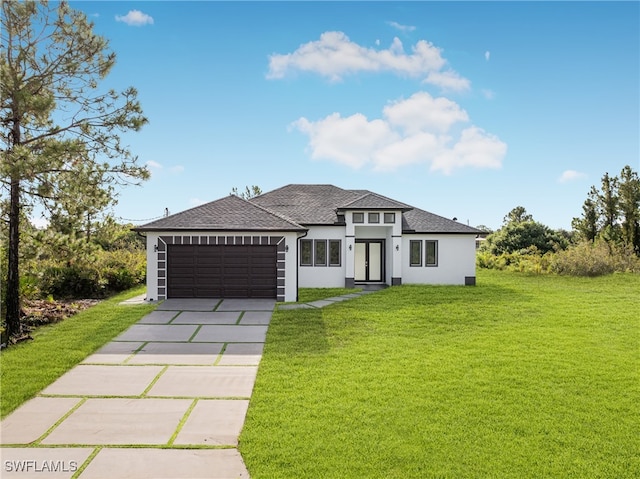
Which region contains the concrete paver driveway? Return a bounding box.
[0,298,275,479]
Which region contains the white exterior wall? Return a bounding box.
[298,226,346,288]
[142,230,299,302]
[401,234,477,285]
[144,232,160,301]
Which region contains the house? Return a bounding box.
[134,184,481,302]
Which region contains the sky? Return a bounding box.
[65,1,638,231]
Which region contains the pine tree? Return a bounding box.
[1,1,149,338]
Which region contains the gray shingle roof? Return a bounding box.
[135,184,481,235]
[339,192,413,210]
[402,208,482,234]
[134,194,305,232]
[253,185,480,233]
[250,184,361,225]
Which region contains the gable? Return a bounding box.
[338,192,412,211]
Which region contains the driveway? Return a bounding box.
[0,298,274,479]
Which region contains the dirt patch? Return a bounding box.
[5,299,101,345]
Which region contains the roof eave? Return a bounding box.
[402,230,480,235]
[337,207,413,212]
[133,226,307,233]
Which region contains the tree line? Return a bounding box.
[572,165,640,254]
[478,165,640,275]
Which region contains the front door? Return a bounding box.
[354,240,384,282]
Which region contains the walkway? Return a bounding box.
[277,285,384,310]
[0,298,274,479]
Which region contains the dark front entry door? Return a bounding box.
[354,240,384,282]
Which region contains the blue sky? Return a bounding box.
[72,1,638,231]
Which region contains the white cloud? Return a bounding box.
[267,31,469,91]
[388,21,416,33]
[424,70,471,92]
[292,113,398,169]
[383,92,469,134]
[115,10,154,26]
[431,127,506,174]
[485,51,490,61]
[146,160,163,169]
[189,198,206,207]
[291,91,507,174]
[145,161,184,175]
[558,170,587,183]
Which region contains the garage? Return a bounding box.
[167,244,277,298]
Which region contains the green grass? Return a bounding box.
[0,287,156,418]
[240,270,640,478]
[295,287,362,303]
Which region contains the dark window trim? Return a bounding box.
[329,239,341,266]
[314,239,327,266]
[384,212,396,224]
[426,240,438,267]
[300,239,313,266]
[353,212,364,223]
[368,212,380,223]
[410,240,422,267]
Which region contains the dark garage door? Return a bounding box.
[167,244,277,298]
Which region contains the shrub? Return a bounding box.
[551,241,640,276]
[40,264,106,299]
[477,247,551,274]
[36,249,146,299]
[100,249,146,292]
[477,241,640,277]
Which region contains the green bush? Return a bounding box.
[476,247,551,274]
[36,249,146,299]
[40,264,106,299]
[478,241,640,277]
[551,241,640,276]
[19,275,42,300]
[101,249,146,292]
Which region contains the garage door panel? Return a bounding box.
[167,244,277,298]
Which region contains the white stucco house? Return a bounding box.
[134,184,481,302]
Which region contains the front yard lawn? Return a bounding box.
[240,270,639,478]
[0,287,156,418]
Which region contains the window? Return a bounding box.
[353,212,364,223]
[384,212,396,223]
[300,240,312,266]
[410,240,422,266]
[329,240,341,266]
[368,212,380,223]
[426,240,438,266]
[314,240,327,266]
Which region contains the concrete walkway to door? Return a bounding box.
[0,298,274,479]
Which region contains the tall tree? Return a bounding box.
[571,186,599,242]
[502,206,533,225]
[483,207,567,255]
[617,165,640,254]
[1,1,149,337]
[598,173,619,230]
